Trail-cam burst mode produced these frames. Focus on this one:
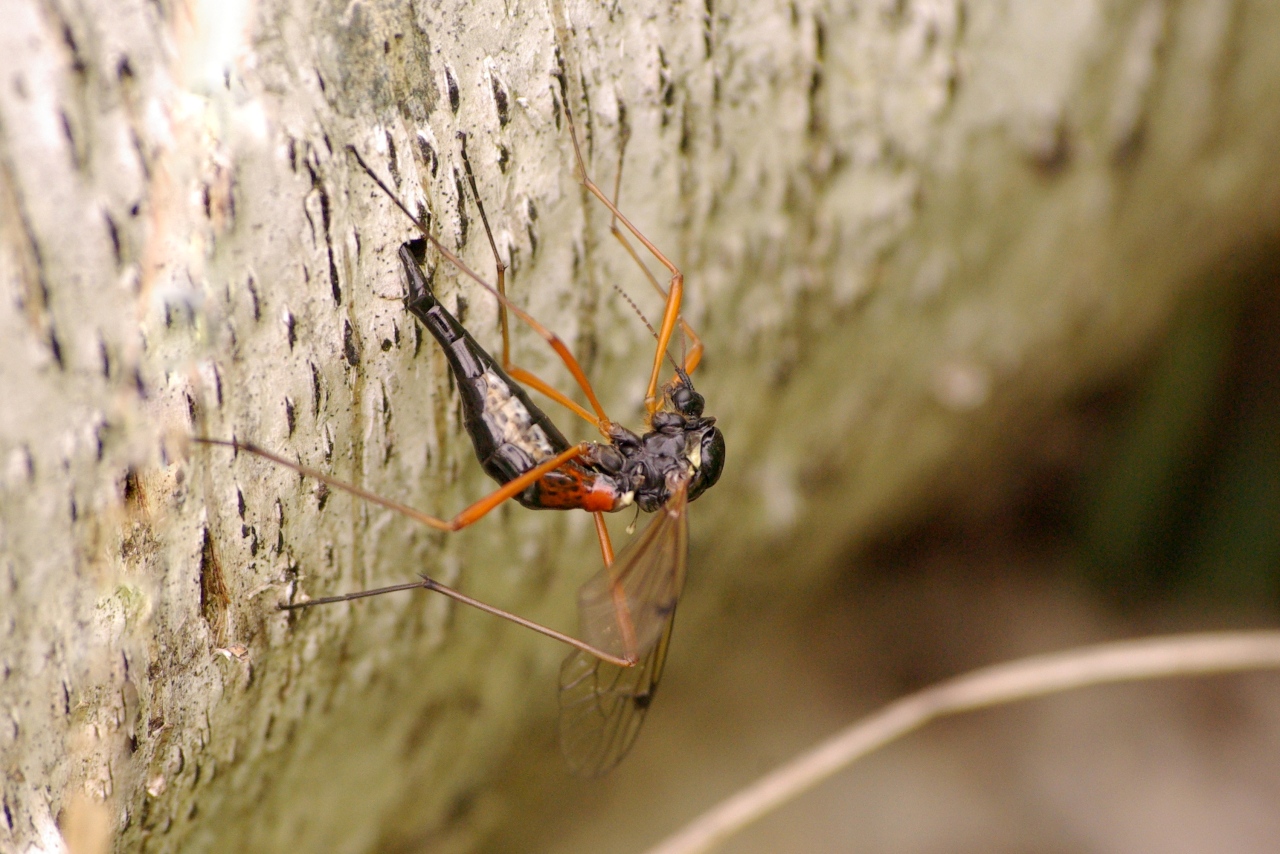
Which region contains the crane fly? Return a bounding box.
[195,107,723,776]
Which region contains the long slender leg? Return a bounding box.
[351,145,614,435]
[195,436,587,532]
[607,231,703,376]
[562,110,684,414]
[427,154,624,570]
[456,132,510,366]
[290,575,632,666]
[604,115,703,376]
[588,512,642,666]
[593,512,615,566]
[193,436,638,668]
[590,510,635,649]
[455,133,607,427]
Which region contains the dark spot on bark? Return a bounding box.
[417,136,438,178]
[247,275,260,321]
[343,320,360,367]
[491,73,510,126]
[310,362,322,417]
[61,23,86,77]
[123,468,143,510]
[445,65,460,113]
[327,246,341,306]
[703,0,715,57]
[525,198,539,256]
[453,168,470,246]
[104,212,122,266]
[199,528,229,639]
[386,130,400,185]
[60,112,81,171]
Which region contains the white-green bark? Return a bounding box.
[2,0,1279,851]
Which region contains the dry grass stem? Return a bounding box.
[644,630,1280,854]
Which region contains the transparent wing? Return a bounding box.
[558,610,676,777]
[575,483,689,661]
[557,481,690,776]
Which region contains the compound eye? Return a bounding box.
[689,426,725,501]
[671,385,705,417]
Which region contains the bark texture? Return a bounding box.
[1,0,1278,851]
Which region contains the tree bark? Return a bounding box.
[2,0,1278,851]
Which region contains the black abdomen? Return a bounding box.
[397,242,572,506]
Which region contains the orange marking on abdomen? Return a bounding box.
[535,465,620,512]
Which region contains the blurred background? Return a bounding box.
[482,251,1280,851]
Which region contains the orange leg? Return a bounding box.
[562,110,685,415]
[454,134,608,429]
[242,148,647,666]
[193,436,638,668]
[593,512,615,567]
[591,510,643,663]
[195,437,588,532]
[412,140,616,622]
[604,114,703,377]
[350,145,614,436]
[607,232,703,375]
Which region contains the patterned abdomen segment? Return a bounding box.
[397,242,620,511]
